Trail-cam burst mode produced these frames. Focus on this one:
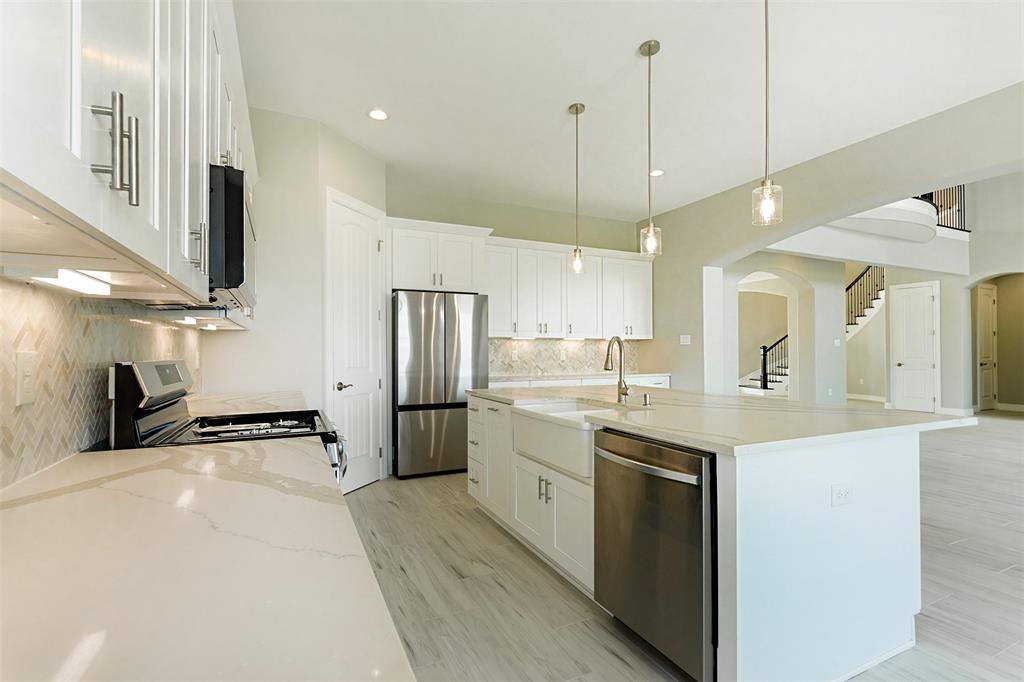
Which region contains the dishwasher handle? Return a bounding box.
[595,446,701,486]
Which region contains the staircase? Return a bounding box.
[846,265,885,339]
[739,334,789,396]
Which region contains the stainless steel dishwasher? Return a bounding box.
[594,429,715,682]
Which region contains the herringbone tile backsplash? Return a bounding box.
[1,279,200,487]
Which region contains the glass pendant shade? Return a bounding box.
[752,180,783,226]
[571,246,585,274]
[639,222,662,256]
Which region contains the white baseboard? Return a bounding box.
[936,406,975,417]
[835,637,915,682]
[848,393,885,403]
[884,402,893,410]
[995,402,1024,413]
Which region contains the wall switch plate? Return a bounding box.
[679,335,691,345]
[828,387,833,397]
[16,350,37,406]
[834,338,841,347]
[831,484,852,507]
[511,350,518,361]
[859,378,865,385]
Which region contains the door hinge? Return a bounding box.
[932,363,936,368]
[378,309,382,321]
[378,378,382,389]
[377,239,383,252]
[931,295,935,301]
[931,329,936,335]
[378,447,382,458]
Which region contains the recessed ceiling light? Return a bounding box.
[367,109,389,121]
[649,169,664,177]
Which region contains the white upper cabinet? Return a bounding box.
[602,257,653,339]
[389,219,488,292]
[515,249,540,335]
[565,255,602,339]
[484,245,517,337]
[515,249,565,338]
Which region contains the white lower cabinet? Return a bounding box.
[510,453,594,590]
[466,398,512,523]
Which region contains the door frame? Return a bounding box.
[323,186,387,485]
[975,282,998,411]
[887,280,941,413]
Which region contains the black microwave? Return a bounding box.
[208,164,256,310]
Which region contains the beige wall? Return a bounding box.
[969,172,1024,280]
[387,171,638,252]
[847,307,886,398]
[993,274,1024,406]
[201,109,386,406]
[738,293,788,377]
[0,280,200,486]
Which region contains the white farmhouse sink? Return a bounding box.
[511,401,621,478]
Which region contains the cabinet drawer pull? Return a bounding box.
[487,407,500,412]
[469,475,479,484]
[124,115,139,206]
[90,91,124,190]
[468,406,479,412]
[513,322,517,333]
[544,478,552,503]
[468,440,479,446]
[440,272,444,287]
[537,475,544,500]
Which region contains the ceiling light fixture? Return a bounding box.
[639,39,662,257]
[569,102,586,274]
[367,108,389,121]
[32,269,110,296]
[752,0,783,226]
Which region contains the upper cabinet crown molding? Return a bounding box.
[387,217,493,239]
[486,235,652,262]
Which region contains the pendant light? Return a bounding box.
[639,39,662,256]
[569,102,586,274]
[752,0,783,225]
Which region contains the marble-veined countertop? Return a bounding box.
[468,385,976,455]
[0,391,414,681]
[488,371,670,382]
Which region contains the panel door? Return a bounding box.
[436,234,476,292]
[484,246,517,337]
[538,251,566,337]
[977,283,997,411]
[566,255,602,338]
[483,402,512,523]
[392,228,437,290]
[624,260,653,339]
[79,0,165,269]
[548,469,594,590]
[511,454,548,548]
[891,283,936,413]
[601,258,626,338]
[328,198,384,493]
[184,0,210,292]
[516,249,540,337]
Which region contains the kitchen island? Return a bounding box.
[0,392,414,682]
[466,385,977,682]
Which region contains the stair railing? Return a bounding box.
[759,334,788,390]
[914,185,967,232]
[846,265,884,327]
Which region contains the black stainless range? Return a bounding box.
[109,360,345,481]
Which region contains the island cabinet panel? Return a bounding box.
[510,454,548,547]
[482,402,512,522]
[565,254,602,338]
[547,468,594,589]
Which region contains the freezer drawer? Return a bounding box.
[396,407,467,477]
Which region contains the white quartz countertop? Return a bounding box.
[489,371,669,381]
[467,386,976,455]
[0,391,414,682]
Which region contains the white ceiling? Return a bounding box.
[234,1,1023,221]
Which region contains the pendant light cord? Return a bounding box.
[647,46,653,227]
[575,108,580,249]
[764,0,770,183]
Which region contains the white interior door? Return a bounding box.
[977,283,997,411]
[327,195,384,493]
[890,282,937,412]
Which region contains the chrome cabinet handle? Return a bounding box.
[512,321,517,333]
[469,475,479,484]
[538,323,541,333]
[90,91,124,189]
[125,115,139,206]
[468,440,479,446]
[336,381,353,391]
[544,479,552,503]
[440,273,444,287]
[537,475,543,500]
[432,273,437,286]
[189,220,208,273]
[487,406,499,412]
[568,323,572,335]
[544,323,548,333]
[468,406,479,412]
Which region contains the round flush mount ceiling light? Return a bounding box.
[649,169,664,177]
[367,109,389,121]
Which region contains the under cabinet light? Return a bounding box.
[32,269,110,296]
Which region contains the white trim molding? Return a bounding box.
[848,393,885,403]
[995,402,1024,413]
[936,406,975,417]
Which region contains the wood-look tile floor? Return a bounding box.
[347,411,1024,681]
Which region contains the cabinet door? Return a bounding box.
[510,454,547,548]
[516,249,540,337]
[184,0,210,292]
[484,246,517,337]
[538,251,566,337]
[483,402,512,523]
[601,258,626,338]
[392,229,437,290]
[566,255,602,338]
[548,469,594,590]
[436,234,475,292]
[624,260,653,339]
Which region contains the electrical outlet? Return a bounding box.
[831,484,852,507]
[679,334,691,345]
[511,350,518,361]
[16,350,37,406]
[834,338,841,347]
[560,350,567,361]
[828,387,833,397]
[859,378,865,385]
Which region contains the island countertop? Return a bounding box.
[467,385,976,455]
[0,391,414,682]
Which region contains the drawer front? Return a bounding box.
[468,421,485,463]
[467,458,484,501]
[468,397,485,424]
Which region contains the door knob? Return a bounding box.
[896,362,903,367]
[980,362,988,367]
[336,381,353,391]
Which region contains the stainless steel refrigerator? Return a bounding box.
[392,291,488,477]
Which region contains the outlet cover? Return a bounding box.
[16,350,37,406]
[830,484,852,507]
[560,350,567,361]
[511,350,519,361]
[679,335,691,346]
